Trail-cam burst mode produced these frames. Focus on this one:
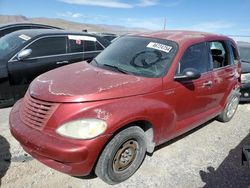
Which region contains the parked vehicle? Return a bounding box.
[237,41,250,102]
[0,29,110,107]
[97,32,117,42]
[10,30,241,184]
[0,23,62,38]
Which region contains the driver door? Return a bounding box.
[7,36,69,99]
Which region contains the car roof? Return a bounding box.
[135,30,233,46]
[7,28,104,39]
[0,23,62,30]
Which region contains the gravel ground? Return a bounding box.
[1,104,250,188]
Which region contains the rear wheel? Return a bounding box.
[95,126,146,184]
[217,91,239,122]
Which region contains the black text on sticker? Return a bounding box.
[147,42,172,53]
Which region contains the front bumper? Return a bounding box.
[10,101,111,176]
[240,83,250,102]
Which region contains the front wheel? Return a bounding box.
[95,126,146,184]
[217,91,239,122]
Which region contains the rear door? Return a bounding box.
[209,41,240,108]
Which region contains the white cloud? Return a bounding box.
[58,0,133,8]
[182,21,235,33]
[164,1,181,7]
[121,17,164,30]
[57,12,111,22]
[58,0,159,8]
[137,0,158,7]
[57,11,83,18]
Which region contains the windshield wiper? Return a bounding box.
[102,63,129,74]
[91,58,99,65]
[241,60,250,63]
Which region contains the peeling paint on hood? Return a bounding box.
[29,62,162,103]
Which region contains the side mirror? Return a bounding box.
[17,49,32,60]
[174,68,201,82]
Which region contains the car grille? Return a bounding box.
[20,93,59,130]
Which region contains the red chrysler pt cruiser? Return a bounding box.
[10,30,241,184]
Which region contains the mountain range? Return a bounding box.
[0,15,150,34]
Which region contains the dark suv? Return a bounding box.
[0,29,110,107]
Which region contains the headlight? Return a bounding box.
[56,119,107,139]
[241,73,250,84]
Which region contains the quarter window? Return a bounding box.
[68,39,103,53]
[27,36,66,58]
[176,42,209,75]
[209,41,229,69]
[229,44,239,64]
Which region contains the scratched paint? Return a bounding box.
[94,109,111,121]
[36,76,74,96]
[97,77,141,93]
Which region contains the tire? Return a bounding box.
[95,126,147,184]
[0,98,15,108]
[217,90,240,122]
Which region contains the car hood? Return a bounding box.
[241,62,250,73]
[29,62,162,103]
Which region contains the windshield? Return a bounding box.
[0,32,30,59]
[238,45,250,63]
[92,36,178,78]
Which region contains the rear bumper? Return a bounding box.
[240,83,250,102]
[10,101,111,176]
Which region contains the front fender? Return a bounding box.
[47,92,176,145]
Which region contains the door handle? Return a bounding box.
[202,81,213,87]
[56,60,69,65]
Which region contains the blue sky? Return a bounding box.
[1,0,250,36]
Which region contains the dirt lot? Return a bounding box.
[1,104,250,188]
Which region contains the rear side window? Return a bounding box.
[68,36,103,53]
[84,41,104,51]
[209,41,229,69]
[27,36,66,58]
[176,42,209,75]
[229,43,239,64]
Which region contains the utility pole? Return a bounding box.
[163,17,166,30]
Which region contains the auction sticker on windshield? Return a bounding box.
[18,34,31,41]
[147,42,172,53]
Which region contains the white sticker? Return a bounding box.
[18,34,31,41]
[68,35,97,42]
[147,42,172,53]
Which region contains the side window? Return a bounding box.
[85,41,104,51]
[176,42,209,75]
[68,38,84,53]
[68,37,103,53]
[27,36,66,58]
[209,41,229,69]
[229,43,239,64]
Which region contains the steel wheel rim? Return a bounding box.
[113,140,138,172]
[226,96,239,118]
